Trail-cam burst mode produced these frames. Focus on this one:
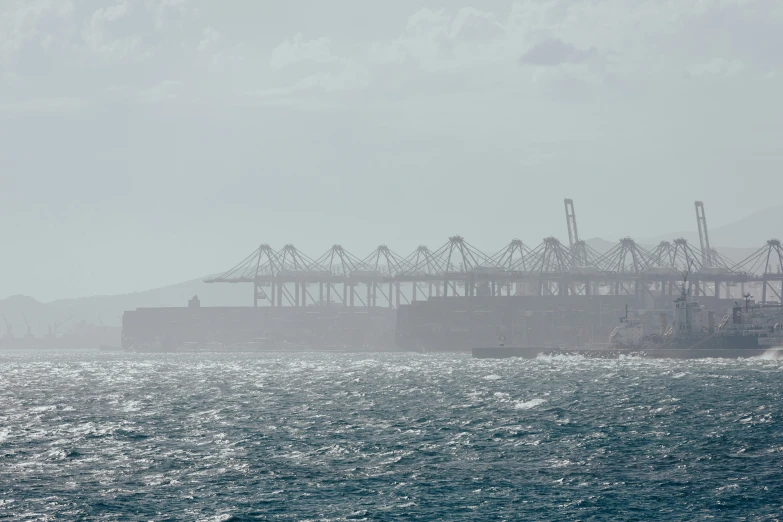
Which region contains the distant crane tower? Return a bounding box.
[694,201,713,269]
[23,314,33,338]
[565,199,579,249]
[49,315,75,338]
[564,198,586,266]
[2,314,13,339]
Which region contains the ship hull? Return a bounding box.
[663,334,760,351]
[635,348,770,359]
[472,345,779,360]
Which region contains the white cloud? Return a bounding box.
[0,0,74,65]
[264,32,365,99]
[1,0,781,109]
[255,63,370,105]
[194,25,244,66]
[369,7,507,72]
[197,26,220,51]
[269,33,337,69]
[150,0,190,30]
[97,2,128,23]
[519,39,597,66]
[82,1,147,61]
[256,0,783,107]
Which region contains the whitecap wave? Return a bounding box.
[754,349,783,360]
[515,398,546,410]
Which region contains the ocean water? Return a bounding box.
[1,351,783,521]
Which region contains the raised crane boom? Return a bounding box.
[2,314,13,338]
[564,198,580,249]
[564,198,588,267]
[694,201,712,268]
[23,314,32,337]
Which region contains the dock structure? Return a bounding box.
[204,201,783,308]
[123,200,783,352]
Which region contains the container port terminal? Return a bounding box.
[120,200,783,352]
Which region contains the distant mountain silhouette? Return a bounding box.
[0,278,252,332]
[583,237,759,268]
[583,237,617,254]
[0,295,56,336]
[640,205,783,248]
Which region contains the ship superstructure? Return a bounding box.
[608,306,644,348]
[607,266,783,353]
[718,297,783,347]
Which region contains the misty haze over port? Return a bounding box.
[0,202,780,335]
[2,0,783,304]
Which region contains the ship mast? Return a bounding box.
[681,260,693,300]
[675,260,695,334]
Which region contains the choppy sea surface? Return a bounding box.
[2,351,783,520]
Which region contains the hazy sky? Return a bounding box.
[2,0,782,300]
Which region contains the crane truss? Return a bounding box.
[204,236,783,306]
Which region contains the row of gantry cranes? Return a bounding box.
[204,200,783,308]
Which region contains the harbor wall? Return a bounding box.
[121,306,397,350]
[395,295,742,352]
[121,295,743,352]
